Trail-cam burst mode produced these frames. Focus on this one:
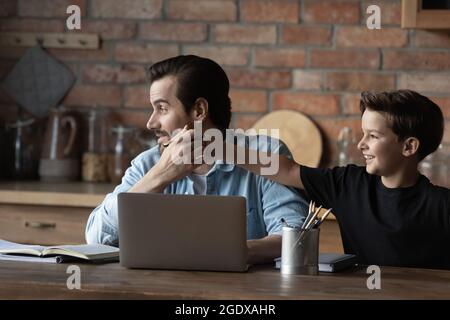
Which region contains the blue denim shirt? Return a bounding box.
[85,136,309,246]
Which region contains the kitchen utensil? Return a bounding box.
[0,45,75,118]
[251,110,323,167]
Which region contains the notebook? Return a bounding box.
[0,239,119,264]
[274,253,357,272]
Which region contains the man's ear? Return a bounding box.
[402,137,420,158]
[191,98,208,121]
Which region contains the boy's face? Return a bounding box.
[357,109,406,176]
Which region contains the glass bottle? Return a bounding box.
[420,144,449,188]
[4,117,42,180]
[108,125,140,184]
[336,127,360,166]
[81,109,110,182]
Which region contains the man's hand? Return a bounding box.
[128,126,202,193]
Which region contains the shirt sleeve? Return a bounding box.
[85,150,156,246]
[257,136,310,235]
[300,165,347,212]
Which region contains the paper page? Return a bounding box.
[0,253,57,264]
[45,244,119,258]
[0,239,46,255]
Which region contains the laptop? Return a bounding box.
[118,193,248,272]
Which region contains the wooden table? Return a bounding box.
[1,260,449,299]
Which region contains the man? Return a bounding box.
[85,55,308,264]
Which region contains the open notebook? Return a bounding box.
[0,239,119,264]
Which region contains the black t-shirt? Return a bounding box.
[300,165,450,269]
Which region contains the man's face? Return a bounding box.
[357,109,406,177]
[147,75,192,146]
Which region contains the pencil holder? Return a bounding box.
[281,227,320,275]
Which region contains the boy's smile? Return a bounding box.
[357,109,406,178]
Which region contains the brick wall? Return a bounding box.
[1,0,449,166]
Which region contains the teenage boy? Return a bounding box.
[228,90,449,269]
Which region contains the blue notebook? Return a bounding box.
[274,253,357,272]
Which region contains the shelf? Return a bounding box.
[0,181,114,208]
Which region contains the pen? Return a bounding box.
[280,218,292,228]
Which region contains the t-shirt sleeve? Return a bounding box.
[300,165,348,210]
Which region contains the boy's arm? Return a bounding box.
[226,142,305,190]
[247,235,281,265]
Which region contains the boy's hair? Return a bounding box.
[360,89,444,161]
[146,55,231,135]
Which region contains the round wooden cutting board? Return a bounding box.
[251,110,322,167]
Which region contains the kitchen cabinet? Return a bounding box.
[402,0,450,28]
[0,182,114,245]
[0,181,344,252]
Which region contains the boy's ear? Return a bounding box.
[190,98,208,121]
[402,137,420,158]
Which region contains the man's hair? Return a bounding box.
[147,55,231,134]
[360,89,444,161]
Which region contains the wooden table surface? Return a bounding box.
[1,260,449,299]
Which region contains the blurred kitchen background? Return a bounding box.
[0,0,449,187]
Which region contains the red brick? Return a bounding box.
[0,61,14,79]
[0,88,15,104]
[304,0,360,24]
[82,64,146,84]
[63,85,122,108]
[413,30,450,49]
[363,0,401,25]
[115,43,179,63]
[342,94,362,115]
[230,89,267,113]
[168,0,236,22]
[92,0,162,19]
[292,71,323,90]
[184,46,249,66]
[310,49,380,69]
[383,51,450,70]
[254,48,306,68]
[124,85,149,109]
[325,72,396,92]
[314,116,363,163]
[240,0,299,23]
[0,47,27,59]
[443,121,450,144]
[213,25,276,45]
[109,109,149,130]
[336,27,408,48]
[0,0,17,17]
[74,21,136,40]
[47,45,110,62]
[0,18,65,32]
[140,22,206,42]
[430,97,450,118]
[281,25,332,45]
[398,74,450,94]
[272,92,340,116]
[226,68,291,89]
[18,0,86,17]
[0,103,19,124]
[232,114,262,130]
